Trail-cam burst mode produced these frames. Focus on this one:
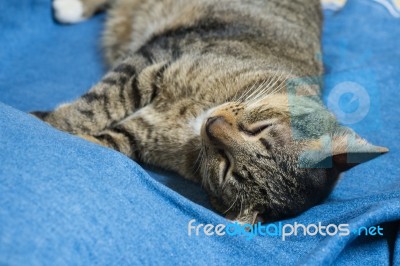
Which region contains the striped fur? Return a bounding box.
[33,0,387,223]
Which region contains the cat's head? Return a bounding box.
[199,93,388,224]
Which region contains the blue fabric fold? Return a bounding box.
[0,0,399,265]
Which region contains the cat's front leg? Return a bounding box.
[31,56,157,135]
[32,68,135,135]
[73,110,149,162]
[75,104,203,181]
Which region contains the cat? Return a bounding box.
[33,0,388,224]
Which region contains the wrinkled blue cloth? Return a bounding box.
[0,0,399,265]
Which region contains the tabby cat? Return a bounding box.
[33,0,388,224]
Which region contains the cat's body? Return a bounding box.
[34,0,387,224]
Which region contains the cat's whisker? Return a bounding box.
[243,79,265,101]
[244,77,270,102]
[222,172,231,190]
[265,71,284,92]
[243,78,264,101]
[263,69,286,94]
[246,82,275,107]
[223,194,239,214]
[247,68,289,105]
[260,80,284,101]
[269,68,293,96]
[193,146,204,175]
[201,164,208,188]
[247,78,273,103]
[200,148,213,190]
[243,83,268,105]
[232,74,249,103]
[250,76,272,98]
[239,194,244,218]
[237,79,258,103]
[272,79,287,95]
[246,69,283,103]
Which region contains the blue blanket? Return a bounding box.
[0,0,399,265]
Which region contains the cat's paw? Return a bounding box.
[53,0,86,24]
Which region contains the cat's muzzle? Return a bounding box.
[204,116,235,148]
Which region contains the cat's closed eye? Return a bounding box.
[238,123,273,136]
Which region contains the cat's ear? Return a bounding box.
[301,126,388,172]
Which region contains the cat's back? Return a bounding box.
[104,0,323,77]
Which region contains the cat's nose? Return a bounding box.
[205,116,229,143]
[206,116,223,128]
